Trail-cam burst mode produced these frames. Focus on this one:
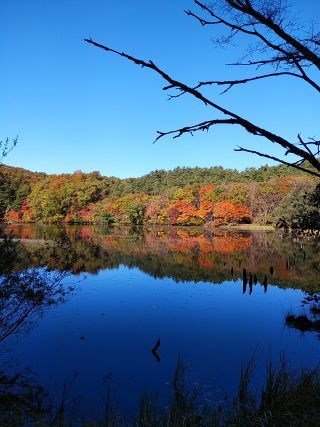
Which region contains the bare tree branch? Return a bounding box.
[84,38,320,175]
[154,119,239,142]
[84,0,320,179]
[227,0,320,69]
[186,1,320,92]
[297,134,314,157]
[0,136,18,165]
[191,1,320,68]
[175,72,308,95]
[235,146,320,177]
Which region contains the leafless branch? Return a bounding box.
[84,38,320,175]
[235,146,320,177]
[186,72,306,95]
[163,71,305,97]
[0,136,18,164]
[297,134,314,157]
[190,1,320,67]
[84,0,320,178]
[186,1,320,92]
[154,119,239,142]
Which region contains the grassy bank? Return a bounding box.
[219,224,275,232]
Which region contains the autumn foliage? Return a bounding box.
[2,164,318,227]
[213,201,251,226]
[6,201,34,222]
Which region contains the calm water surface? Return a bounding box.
[1,224,320,418]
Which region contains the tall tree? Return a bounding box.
[85,0,320,177]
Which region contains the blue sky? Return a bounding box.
[1,0,319,178]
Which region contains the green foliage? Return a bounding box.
[2,163,319,228]
[127,203,146,225]
[169,184,200,204]
[224,182,249,205]
[106,163,317,198]
[0,165,43,219]
[27,172,108,222]
[275,183,320,229]
[96,211,115,225]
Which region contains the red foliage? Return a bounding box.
[77,207,95,222]
[5,200,34,223]
[65,206,96,223]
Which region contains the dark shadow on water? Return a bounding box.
[151,339,161,363]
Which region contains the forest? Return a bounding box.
[1,162,319,229]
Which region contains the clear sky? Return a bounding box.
[1,0,319,178]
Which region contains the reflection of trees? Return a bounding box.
[0,364,50,426]
[5,224,320,292]
[0,269,69,343]
[0,231,28,275]
[0,231,74,424]
[0,229,72,343]
[285,292,320,334]
[1,227,320,423]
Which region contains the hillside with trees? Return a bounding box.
[1,163,319,229]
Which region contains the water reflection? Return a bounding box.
[0,232,76,425]
[0,234,72,344]
[0,269,70,343]
[0,363,50,425]
[1,224,320,421]
[5,224,320,292]
[286,292,320,334]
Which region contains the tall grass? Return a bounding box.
[2,356,320,426]
[223,357,320,427]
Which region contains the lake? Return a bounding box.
[1,224,320,421]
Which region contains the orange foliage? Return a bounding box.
[167,201,203,225]
[213,201,251,226]
[199,183,215,198]
[198,200,215,221]
[213,234,252,253]
[5,209,22,222]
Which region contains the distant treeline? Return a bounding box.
[1,163,319,228]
